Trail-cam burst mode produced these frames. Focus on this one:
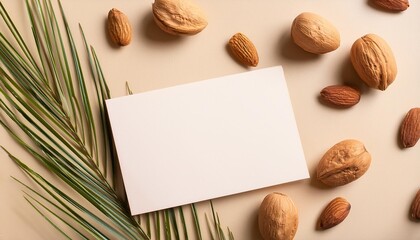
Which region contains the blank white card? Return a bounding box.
[106,66,309,215]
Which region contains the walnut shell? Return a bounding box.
[291,12,340,54]
[258,193,298,240]
[152,0,208,36]
[316,139,372,187]
[350,33,397,90]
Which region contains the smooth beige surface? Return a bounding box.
[0,0,420,239]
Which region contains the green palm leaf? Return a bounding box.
[0,0,234,239]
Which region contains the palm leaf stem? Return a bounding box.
[0,100,147,239]
[9,156,127,239]
[0,80,99,181]
[24,196,78,240]
[0,111,114,201]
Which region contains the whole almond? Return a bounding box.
[291,12,340,54]
[152,0,208,36]
[316,139,371,187]
[400,108,420,148]
[371,0,410,11]
[107,8,132,46]
[410,189,420,221]
[317,197,351,230]
[258,193,298,240]
[350,34,397,90]
[228,33,259,67]
[320,85,361,107]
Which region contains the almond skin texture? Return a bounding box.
[258,193,298,240]
[320,85,361,108]
[291,12,340,54]
[350,34,397,91]
[400,108,420,148]
[107,8,132,46]
[317,197,351,230]
[371,0,410,11]
[316,139,371,187]
[228,33,259,67]
[152,0,208,36]
[410,189,420,221]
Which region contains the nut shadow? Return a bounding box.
[140,11,182,43]
[278,29,320,62]
[309,163,335,190]
[251,207,263,240]
[337,56,372,95]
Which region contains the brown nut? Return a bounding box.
[320,85,361,108]
[410,189,420,221]
[317,197,351,230]
[258,193,298,240]
[152,0,208,36]
[291,12,340,54]
[107,8,132,46]
[316,139,372,187]
[350,34,397,91]
[400,108,420,148]
[371,0,410,11]
[228,33,259,67]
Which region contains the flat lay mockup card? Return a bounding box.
[106,66,309,215]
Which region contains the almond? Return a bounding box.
[258,193,298,240]
[320,85,361,108]
[107,8,132,46]
[410,189,420,221]
[371,0,410,11]
[228,33,259,67]
[317,197,351,230]
[400,108,420,148]
[316,139,371,187]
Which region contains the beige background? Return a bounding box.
[1,0,420,239]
